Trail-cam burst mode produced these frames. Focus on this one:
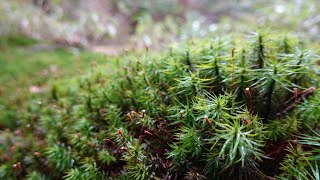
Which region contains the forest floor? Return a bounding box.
[0,36,110,128]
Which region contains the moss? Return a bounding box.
[0,32,320,179]
[0,35,39,47]
[0,40,107,128]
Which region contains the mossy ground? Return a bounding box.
[0,36,107,128]
[1,32,320,179]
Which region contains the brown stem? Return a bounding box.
[276,87,316,117]
[13,162,22,180]
[123,144,136,162]
[104,138,121,157]
[118,129,124,139]
[76,132,81,140]
[131,111,140,117]
[245,88,253,120]
[294,88,299,149]
[231,48,235,91]
[139,120,144,143]
[127,113,132,121]
[143,130,163,144]
[104,138,119,149]
[179,110,183,142]
[204,115,213,128]
[138,110,146,142]
[141,110,145,118]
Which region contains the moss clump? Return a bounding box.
[1,31,320,179]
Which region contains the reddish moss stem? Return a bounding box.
[127,113,132,121]
[179,110,183,142]
[204,115,213,128]
[231,48,235,91]
[104,138,121,157]
[141,109,145,118]
[139,110,145,143]
[294,88,299,148]
[245,88,253,120]
[76,132,81,140]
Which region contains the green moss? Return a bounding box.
[0,35,39,47]
[0,39,107,128]
[0,32,319,179]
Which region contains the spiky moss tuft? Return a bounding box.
[0,31,319,179]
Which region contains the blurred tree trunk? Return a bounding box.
[33,0,52,14]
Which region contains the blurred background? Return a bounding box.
[0,0,320,128]
[1,0,320,51]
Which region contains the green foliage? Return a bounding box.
[98,150,116,165]
[299,132,320,163]
[45,144,75,173]
[279,144,319,180]
[205,116,265,178]
[0,31,319,179]
[193,93,235,124]
[299,90,320,128]
[211,119,265,167]
[64,168,83,180]
[26,171,48,180]
[167,127,203,168]
[267,117,296,141]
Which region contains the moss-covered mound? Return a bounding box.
[1,32,320,179]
